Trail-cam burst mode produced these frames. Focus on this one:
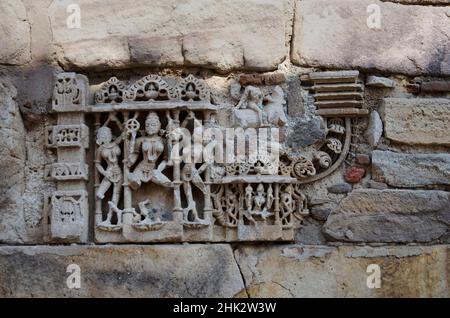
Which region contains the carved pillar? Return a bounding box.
[47,72,90,242]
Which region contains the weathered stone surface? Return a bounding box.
[310,208,332,221]
[239,73,286,86]
[366,76,395,88]
[355,154,371,166]
[372,150,450,187]
[287,117,327,147]
[327,183,352,194]
[48,0,287,72]
[292,0,450,76]
[421,81,450,93]
[0,78,27,244]
[365,111,383,147]
[324,189,450,243]
[0,244,245,297]
[0,1,31,65]
[366,180,388,190]
[381,98,450,146]
[385,0,450,4]
[235,245,450,297]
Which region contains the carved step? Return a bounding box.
[315,100,363,108]
[314,92,364,101]
[312,83,363,92]
[316,108,369,117]
[301,70,359,84]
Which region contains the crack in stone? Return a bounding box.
[231,246,250,298]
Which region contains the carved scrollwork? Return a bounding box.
[326,138,343,154]
[327,118,346,134]
[313,151,332,169]
[292,157,316,179]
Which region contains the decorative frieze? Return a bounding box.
[47,71,368,243]
[44,162,89,181]
[45,124,89,148]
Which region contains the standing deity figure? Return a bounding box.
[253,184,266,213]
[95,114,124,226]
[128,112,171,190]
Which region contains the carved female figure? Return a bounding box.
[253,184,266,213]
[95,115,124,225]
[128,112,171,190]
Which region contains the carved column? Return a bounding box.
[46,72,90,242]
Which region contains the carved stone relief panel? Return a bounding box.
[47,71,367,243]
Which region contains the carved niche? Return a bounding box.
[47,71,367,243]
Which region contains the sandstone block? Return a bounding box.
[372,150,450,187]
[292,0,450,76]
[0,78,27,243]
[323,189,450,243]
[366,76,395,88]
[0,244,245,297]
[381,98,450,146]
[0,1,31,65]
[235,245,450,297]
[49,0,287,72]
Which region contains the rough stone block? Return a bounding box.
[372,150,450,187]
[235,245,450,297]
[292,0,450,76]
[0,1,31,65]
[381,98,450,146]
[48,0,287,72]
[0,78,27,244]
[323,189,450,243]
[0,245,245,297]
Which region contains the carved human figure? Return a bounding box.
[245,184,253,212]
[224,187,239,226]
[253,184,266,213]
[266,185,274,210]
[128,112,171,190]
[181,163,208,223]
[95,115,124,226]
[235,86,267,126]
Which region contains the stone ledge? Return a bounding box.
[323,189,450,243]
[0,244,245,298]
[235,244,450,297]
[1,244,448,297]
[381,98,450,146]
[372,150,450,187]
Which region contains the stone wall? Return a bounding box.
[0,0,449,297]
